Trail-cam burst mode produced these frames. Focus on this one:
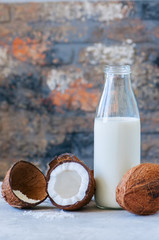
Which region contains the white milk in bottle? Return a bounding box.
[94,65,140,209]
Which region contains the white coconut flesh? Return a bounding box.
[13,190,40,204]
[48,162,89,206]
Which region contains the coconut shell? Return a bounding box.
[47,153,95,210]
[116,163,159,215]
[2,161,48,208]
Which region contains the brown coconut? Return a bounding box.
[116,163,159,215]
[2,161,48,208]
[46,153,95,210]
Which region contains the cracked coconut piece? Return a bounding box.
[2,161,48,208]
[46,153,95,210]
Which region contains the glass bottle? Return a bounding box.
[94,65,140,209]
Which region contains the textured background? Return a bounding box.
[0,1,159,179]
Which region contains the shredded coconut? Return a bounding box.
[23,210,75,220]
[13,190,40,204]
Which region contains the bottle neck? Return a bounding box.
[96,71,139,118]
[104,72,132,93]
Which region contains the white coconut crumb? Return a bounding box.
[13,190,40,204]
[23,210,75,220]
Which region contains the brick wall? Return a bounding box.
[0,1,159,179]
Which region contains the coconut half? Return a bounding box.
[2,161,48,208]
[46,153,95,210]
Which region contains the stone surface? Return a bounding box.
[107,19,153,43]
[0,1,159,179]
[79,42,136,65]
[142,2,159,20]
[0,4,10,23]
[0,183,159,240]
[42,2,129,23]
[141,111,159,133]
[12,37,48,65]
[142,134,159,163]
[0,47,8,66]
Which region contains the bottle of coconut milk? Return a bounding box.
[94,65,140,209]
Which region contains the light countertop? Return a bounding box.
[0,182,159,240]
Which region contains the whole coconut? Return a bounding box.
[116,163,159,215]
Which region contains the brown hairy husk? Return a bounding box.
[116,163,159,215]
